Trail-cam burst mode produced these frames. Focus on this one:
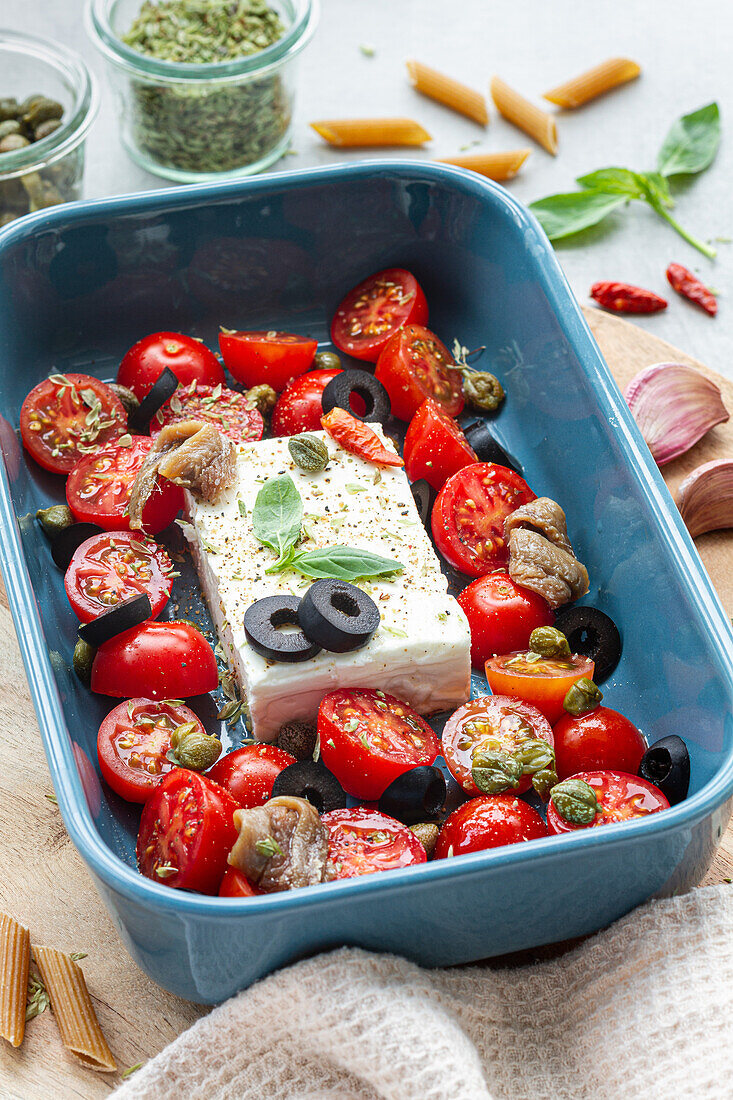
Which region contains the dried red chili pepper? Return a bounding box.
[590,282,668,314]
[666,263,717,316]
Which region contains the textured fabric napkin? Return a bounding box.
[114,884,733,1100]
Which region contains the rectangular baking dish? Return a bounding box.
[1,162,732,1004]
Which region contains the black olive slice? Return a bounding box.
[271,759,347,813]
[50,522,104,571]
[297,580,379,653]
[78,593,152,647]
[321,369,391,424]
[130,367,179,431]
[463,421,522,474]
[639,736,690,806]
[244,595,321,663]
[553,606,622,682]
[411,478,436,527]
[378,765,447,825]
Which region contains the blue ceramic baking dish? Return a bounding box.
[1,162,732,1004]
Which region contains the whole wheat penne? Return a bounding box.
[406,60,488,125]
[310,118,431,147]
[438,149,531,181]
[33,947,116,1073]
[0,913,30,1048]
[543,58,641,108]
[490,77,558,155]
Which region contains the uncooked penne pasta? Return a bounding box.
[0,913,30,1048]
[438,149,531,181]
[543,58,641,108]
[490,77,558,155]
[406,60,488,125]
[310,118,431,147]
[33,947,116,1073]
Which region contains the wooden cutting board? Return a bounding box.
[0,309,731,1099]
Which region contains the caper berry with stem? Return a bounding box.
[563,677,603,717]
[462,371,505,412]
[550,778,600,825]
[529,626,571,660]
[36,504,74,538]
[73,638,96,685]
[170,724,222,772]
[314,351,342,371]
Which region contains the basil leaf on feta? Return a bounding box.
[252,474,303,564]
[289,545,404,581]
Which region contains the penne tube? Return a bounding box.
[0,913,30,1048]
[438,149,531,181]
[33,947,116,1073]
[490,76,558,155]
[310,118,431,147]
[543,58,641,108]
[406,60,488,125]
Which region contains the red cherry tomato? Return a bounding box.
[66,436,184,535]
[65,530,173,623]
[319,688,440,800]
[375,324,463,421]
[331,268,428,362]
[457,573,554,668]
[151,383,263,444]
[553,707,646,781]
[219,867,261,897]
[547,770,669,834]
[218,331,317,392]
[321,408,403,466]
[431,463,536,577]
[403,399,477,490]
[435,794,548,858]
[485,651,595,726]
[91,620,218,700]
[137,769,238,894]
[97,697,203,803]
[20,374,127,475]
[271,368,342,436]
[323,807,426,879]
[118,332,223,399]
[441,695,553,796]
[207,744,296,809]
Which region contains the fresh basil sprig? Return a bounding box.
[529,103,720,259]
[287,545,404,581]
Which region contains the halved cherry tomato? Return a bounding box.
[547,770,669,834]
[435,794,548,858]
[20,374,127,475]
[207,744,296,809]
[219,866,261,897]
[137,769,238,894]
[553,707,646,781]
[485,651,595,726]
[441,695,553,796]
[375,324,463,421]
[151,382,263,444]
[97,697,202,803]
[66,436,184,535]
[118,332,223,399]
[321,408,403,467]
[457,573,554,668]
[331,268,428,362]
[271,368,342,436]
[432,463,536,577]
[319,688,440,800]
[322,807,426,879]
[91,620,218,700]
[403,399,477,490]
[218,330,317,392]
[65,530,174,623]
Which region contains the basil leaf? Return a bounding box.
[576,167,644,197]
[634,171,673,209]
[528,191,628,241]
[657,102,720,177]
[252,474,303,560]
[290,545,404,581]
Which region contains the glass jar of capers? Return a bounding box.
[0,33,97,228]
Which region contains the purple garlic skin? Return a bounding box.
[624,362,729,467]
[677,460,733,538]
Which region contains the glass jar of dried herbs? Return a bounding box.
[86,0,319,181]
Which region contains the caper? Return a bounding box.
[170,724,222,771]
[471,750,523,794]
[0,99,19,123]
[563,677,603,717]
[550,778,599,825]
[314,351,342,371]
[288,433,329,473]
[245,383,277,415]
[23,97,64,130]
[516,738,556,776]
[409,822,440,859]
[0,120,21,140]
[36,504,74,537]
[108,382,141,416]
[529,626,571,660]
[34,119,63,142]
[532,766,558,801]
[0,134,30,154]
[73,638,96,685]
[462,371,505,412]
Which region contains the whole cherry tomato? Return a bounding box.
[403,399,477,490]
[331,268,428,362]
[271,368,341,436]
[118,332,223,399]
[207,744,296,809]
[435,794,548,858]
[553,707,646,780]
[91,620,218,699]
[457,573,553,668]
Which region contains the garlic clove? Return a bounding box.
[624,362,729,466]
[677,460,733,538]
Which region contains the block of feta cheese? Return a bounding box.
[184,427,471,741]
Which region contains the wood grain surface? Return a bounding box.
[0,308,731,1099]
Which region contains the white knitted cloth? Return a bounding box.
[114,884,733,1100]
